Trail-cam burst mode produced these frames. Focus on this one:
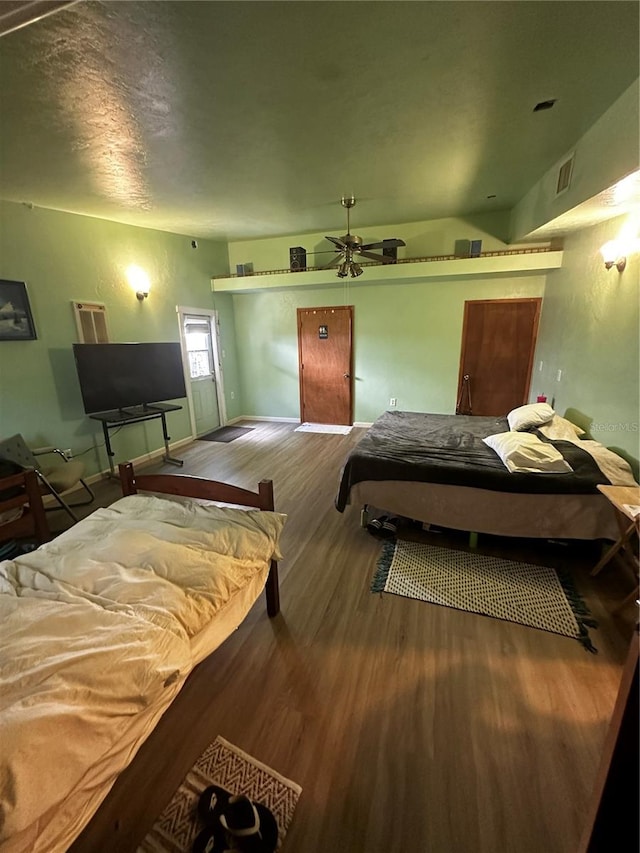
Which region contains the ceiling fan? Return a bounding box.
[321,197,406,278]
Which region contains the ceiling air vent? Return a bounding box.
[556,154,574,197]
[72,301,110,343]
[533,99,557,112]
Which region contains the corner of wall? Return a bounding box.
[510,78,640,241]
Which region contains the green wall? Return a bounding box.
[534,214,639,473]
[3,198,637,483]
[228,212,550,425]
[0,200,230,475]
[232,274,546,424]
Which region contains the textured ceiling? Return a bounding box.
[0,1,638,240]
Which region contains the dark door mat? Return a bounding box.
[197,426,255,443]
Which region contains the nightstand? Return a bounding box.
[591,484,640,610]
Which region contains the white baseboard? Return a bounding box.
[228,415,301,424]
[228,415,369,428]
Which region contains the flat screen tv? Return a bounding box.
[73,342,187,415]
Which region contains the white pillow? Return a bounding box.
[507,402,555,431]
[537,414,585,441]
[483,431,573,474]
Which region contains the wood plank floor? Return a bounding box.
[64,420,635,853]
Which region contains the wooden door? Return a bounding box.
[457,298,541,417]
[298,306,353,425]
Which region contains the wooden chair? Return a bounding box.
[0,467,51,548]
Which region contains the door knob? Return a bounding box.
[343,373,351,379]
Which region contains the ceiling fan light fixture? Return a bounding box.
[326,197,405,278]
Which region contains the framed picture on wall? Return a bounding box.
[0,280,37,341]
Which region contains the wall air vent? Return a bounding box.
[72,301,110,343]
[555,154,574,197]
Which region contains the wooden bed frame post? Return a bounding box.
[259,479,280,617]
[120,462,136,496]
[266,560,280,617]
[24,468,51,543]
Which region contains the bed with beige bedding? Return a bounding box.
[0,463,285,853]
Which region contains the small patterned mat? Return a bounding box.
[138,736,301,852]
[294,423,352,434]
[373,540,597,651]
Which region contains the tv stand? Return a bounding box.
[90,403,184,477]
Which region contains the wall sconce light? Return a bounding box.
[126,264,151,300]
[600,241,626,272]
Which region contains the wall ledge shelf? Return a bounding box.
[212,249,563,293]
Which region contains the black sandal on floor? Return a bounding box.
[192,824,231,853]
[197,785,278,853]
[219,795,278,853]
[380,517,398,538]
[198,784,231,824]
[367,515,389,538]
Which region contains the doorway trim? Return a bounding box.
[176,305,227,435]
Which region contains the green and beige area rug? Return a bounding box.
[373,540,598,652]
[138,736,302,852]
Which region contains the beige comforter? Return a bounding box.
[0,495,285,846]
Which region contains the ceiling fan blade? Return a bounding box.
[359,238,406,251]
[320,252,344,269]
[325,235,347,249]
[359,250,396,264]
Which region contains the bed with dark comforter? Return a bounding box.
[336,411,629,540]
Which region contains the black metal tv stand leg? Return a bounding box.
[102,421,117,478]
[160,412,184,467]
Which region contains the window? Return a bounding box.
[184,319,213,379]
